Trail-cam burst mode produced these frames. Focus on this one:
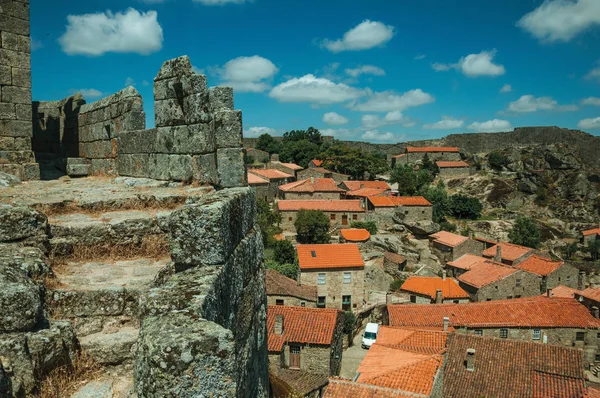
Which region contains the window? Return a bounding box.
[597,332,600,339]
[516,279,521,287]
[289,345,301,369]
[104,124,112,139]
[507,296,513,299]
[495,286,499,290]
[486,298,492,301]
[410,295,416,303]
[533,329,541,340]
[300,302,305,307]
[500,329,508,338]
[318,273,326,285]
[317,296,326,308]
[453,300,459,304]
[596,354,600,362]
[343,272,351,284]
[558,277,561,282]
[405,210,409,215]
[342,215,348,225]
[576,332,585,341]
[276,299,284,306]
[567,275,571,282]
[475,329,483,336]
[515,295,521,298]
[330,214,336,221]
[288,217,292,221]
[352,214,358,220]
[342,295,351,311]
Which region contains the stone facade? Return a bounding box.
[404,292,470,305]
[246,148,269,163]
[396,205,433,222]
[249,180,270,202]
[279,210,364,231]
[539,263,579,292]
[431,239,484,263]
[0,0,39,180]
[267,294,317,307]
[297,168,348,184]
[281,191,342,200]
[300,268,365,311]
[399,151,461,166]
[459,269,540,302]
[438,166,471,178]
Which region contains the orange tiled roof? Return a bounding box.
[401,276,470,300]
[279,178,345,193]
[583,228,600,236]
[482,242,534,262]
[516,254,564,276]
[387,296,600,329]
[578,287,600,302]
[248,168,292,180]
[279,162,303,170]
[444,333,585,398]
[544,285,582,299]
[277,199,364,212]
[406,146,459,153]
[297,243,364,270]
[384,251,406,264]
[436,161,469,168]
[267,305,341,352]
[585,387,600,398]
[375,327,448,355]
[343,181,391,191]
[303,167,349,177]
[311,159,323,167]
[430,231,469,247]
[340,228,371,242]
[324,378,423,398]
[247,172,269,185]
[447,254,494,271]
[271,368,329,397]
[266,269,317,302]
[368,196,432,207]
[346,187,388,198]
[457,261,518,288]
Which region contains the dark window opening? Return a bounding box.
[105,124,112,139]
[342,295,351,311]
[576,332,585,341]
[330,214,336,221]
[500,329,508,338]
[317,296,326,308]
[410,295,416,303]
[276,299,284,306]
[38,113,46,130]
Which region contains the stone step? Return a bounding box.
[70,374,134,398]
[79,327,139,366]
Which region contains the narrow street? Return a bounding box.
[339,328,368,379]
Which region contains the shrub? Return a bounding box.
[343,311,357,334]
[294,209,330,244]
[390,279,403,291]
[440,221,457,232]
[273,240,296,265]
[509,216,541,249]
[350,221,378,235]
[265,260,299,280]
[450,194,483,220]
[535,186,549,206]
[488,151,510,171]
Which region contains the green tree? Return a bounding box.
[419,181,450,223]
[279,139,321,168]
[283,127,322,145]
[508,216,541,248]
[562,242,578,260]
[265,260,299,280]
[440,221,458,232]
[450,194,483,220]
[390,165,435,196]
[389,279,403,291]
[587,240,600,261]
[488,151,510,171]
[244,154,255,165]
[273,240,296,265]
[256,199,281,247]
[294,209,330,244]
[343,311,357,334]
[350,221,378,235]
[317,144,388,180]
[255,133,282,155]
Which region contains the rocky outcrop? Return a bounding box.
[0,205,48,250]
[0,265,42,332]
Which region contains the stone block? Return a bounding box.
[148,153,170,180]
[154,99,185,127]
[0,14,30,36]
[0,163,22,179]
[153,77,180,101]
[0,265,42,332]
[0,245,50,279]
[0,65,10,84]
[14,136,29,150]
[182,73,207,97]
[193,153,218,185]
[79,140,115,159]
[0,1,29,21]
[124,109,146,131]
[2,85,31,104]
[154,55,192,81]
[1,31,30,53]
[48,288,139,318]
[214,109,243,148]
[66,159,91,177]
[90,158,116,175]
[217,148,247,188]
[117,153,150,178]
[27,321,77,376]
[209,86,234,110]
[21,162,39,180]
[0,150,32,163]
[0,102,15,119]
[0,119,31,137]
[15,103,31,120]
[0,48,30,69]
[183,92,211,125]
[117,129,156,154]
[0,334,34,396]
[11,67,30,87]
[154,127,174,153]
[168,154,193,182]
[79,328,138,365]
[0,137,13,150]
[174,123,215,154]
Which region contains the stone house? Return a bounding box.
[247,172,270,202]
[298,244,365,311]
[266,269,317,307]
[269,161,304,179]
[392,146,461,167]
[344,188,389,205]
[278,178,345,200]
[436,161,471,178]
[456,260,540,301]
[383,252,407,274]
[446,254,493,278]
[248,168,293,202]
[339,228,371,243]
[516,254,579,293]
[429,231,484,263]
[482,242,535,266]
[297,167,349,184]
[308,159,323,168]
[583,228,600,246]
[246,147,269,163]
[267,305,344,376]
[473,236,498,250]
[277,200,365,231]
[386,296,600,365]
[575,288,600,317]
[367,196,433,222]
[400,275,470,304]
[339,180,391,192]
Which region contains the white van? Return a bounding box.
[361,323,379,349]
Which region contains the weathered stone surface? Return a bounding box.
[1,31,30,53]
[79,87,140,115]
[168,154,193,182]
[0,171,20,187]
[22,163,39,181]
[192,153,218,185]
[123,109,146,131]
[0,14,29,36]
[71,381,114,398]
[0,65,11,85]
[155,99,185,127]
[79,327,138,365]
[154,127,174,153]
[0,48,30,69]
[209,86,234,110]
[0,265,42,332]
[174,124,214,154]
[154,77,180,101]
[0,360,10,397]
[0,1,29,21]
[0,102,15,119]
[0,150,32,163]
[117,153,150,178]
[79,140,115,159]
[0,205,47,243]
[14,103,31,121]
[0,244,50,279]
[11,67,30,87]
[148,153,170,180]
[181,73,207,97]
[1,84,30,105]
[154,55,192,81]
[217,148,246,188]
[90,158,116,175]
[0,119,30,137]
[182,92,211,125]
[0,333,33,396]
[117,129,157,154]
[67,163,90,177]
[49,288,139,318]
[397,219,440,235]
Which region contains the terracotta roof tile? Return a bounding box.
[270,368,329,396]
[277,200,364,212]
[544,285,582,299]
[474,236,498,245]
[340,228,371,242]
[266,269,317,302]
[304,167,349,177]
[516,255,564,276]
[436,161,470,168]
[384,252,406,264]
[444,333,585,398]
[310,159,323,167]
[482,242,534,262]
[279,178,345,193]
[346,187,388,197]
[406,147,459,153]
[388,296,600,329]
[583,228,600,236]
[297,243,364,270]
[429,231,469,247]
[579,287,600,302]
[279,162,303,170]
[585,387,600,398]
[267,305,341,352]
[249,168,292,180]
[457,261,518,288]
[401,276,470,300]
[343,181,391,191]
[447,254,494,271]
[375,327,448,355]
[323,379,423,398]
[247,172,269,185]
[368,196,431,207]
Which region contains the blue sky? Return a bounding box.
[31,0,600,143]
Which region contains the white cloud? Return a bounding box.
[193,0,249,4]
[500,84,513,93]
[582,97,600,106]
[269,74,364,104]
[125,77,135,87]
[350,89,434,112]
[73,88,103,99]
[31,39,43,51]
[361,111,413,129]
[578,117,600,129]
[321,20,395,53]
[508,94,578,113]
[323,112,349,126]
[344,65,386,78]
[142,80,150,86]
[59,8,163,56]
[432,50,505,77]
[192,65,205,75]
[517,0,600,42]
[243,126,277,138]
[362,130,395,142]
[320,128,357,139]
[217,55,278,93]
[414,54,426,60]
[586,63,600,82]
[467,119,513,132]
[423,116,464,130]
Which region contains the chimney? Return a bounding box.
[593,306,599,319]
[435,289,443,304]
[360,183,364,189]
[443,316,449,331]
[442,270,447,281]
[578,271,586,291]
[466,349,476,372]
[546,288,552,298]
[271,153,279,162]
[310,177,314,184]
[494,245,502,262]
[274,314,284,335]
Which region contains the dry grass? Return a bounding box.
[34,197,186,217]
[38,351,102,398]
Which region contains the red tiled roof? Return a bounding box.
[436,161,469,168]
[482,242,534,262]
[585,387,600,398]
[324,379,423,398]
[343,181,391,191]
[444,333,586,398]
[267,305,341,352]
[406,147,460,153]
[375,327,448,355]
[277,200,364,212]
[279,162,303,170]
[401,276,470,300]
[247,172,269,185]
[346,187,388,198]
[303,167,349,177]
[266,269,317,302]
[297,243,364,270]
[583,228,600,236]
[474,236,498,245]
[429,231,469,247]
[279,178,344,193]
[384,252,406,264]
[310,159,323,167]
[340,228,371,242]
[248,168,292,180]
[457,261,518,288]
[387,296,600,329]
[544,285,582,299]
[270,368,329,396]
[368,196,432,207]
[516,255,564,276]
[447,254,494,271]
[579,287,600,302]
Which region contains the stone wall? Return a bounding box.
[401,151,461,165]
[267,295,317,307]
[460,269,540,302]
[281,191,342,200]
[116,56,246,188]
[279,210,365,231]
[300,268,365,311]
[0,0,39,180]
[250,183,270,202]
[396,205,433,223]
[433,239,484,263]
[438,167,471,178]
[543,263,579,292]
